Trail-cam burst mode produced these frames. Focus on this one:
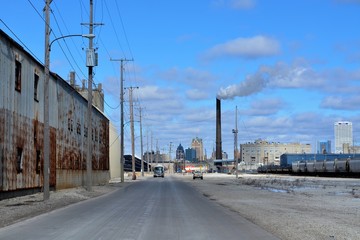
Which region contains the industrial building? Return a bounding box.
[240,139,311,167]
[0,29,109,197]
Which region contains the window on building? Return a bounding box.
[15,60,22,92]
[68,118,73,132]
[36,150,41,174]
[16,147,23,173]
[99,129,102,144]
[34,73,39,101]
[34,124,37,141]
[84,126,88,138]
[76,121,81,135]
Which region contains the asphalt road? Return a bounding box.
[0,176,279,240]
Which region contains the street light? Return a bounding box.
[44,1,95,200]
[49,34,95,51]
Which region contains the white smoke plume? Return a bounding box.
[216,62,322,100]
[217,71,269,99]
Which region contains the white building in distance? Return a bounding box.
[240,139,311,166]
[334,121,353,153]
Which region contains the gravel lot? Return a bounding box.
[1,173,359,240]
[179,173,360,240]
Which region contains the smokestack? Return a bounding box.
[216,98,222,161]
[69,71,75,87]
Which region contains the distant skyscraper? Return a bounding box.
[176,144,185,160]
[191,137,204,161]
[185,148,197,162]
[334,121,353,153]
[317,140,331,154]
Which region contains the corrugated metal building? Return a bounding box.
[0,29,109,197]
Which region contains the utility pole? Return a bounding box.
[138,107,144,177]
[82,0,102,191]
[156,139,159,164]
[150,131,153,172]
[43,1,95,199]
[43,0,51,201]
[147,129,149,173]
[232,106,239,179]
[86,0,94,191]
[169,142,172,174]
[110,58,133,182]
[127,87,138,180]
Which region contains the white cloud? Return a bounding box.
[244,98,284,116]
[204,35,280,60]
[137,85,174,101]
[186,89,209,100]
[265,62,325,88]
[159,67,217,89]
[320,96,360,110]
[212,0,256,9]
[230,0,256,9]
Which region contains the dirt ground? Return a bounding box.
[1,173,359,240]
[178,173,360,240]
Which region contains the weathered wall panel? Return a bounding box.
[1,29,109,194]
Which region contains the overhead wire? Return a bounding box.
[51,9,87,80]
[0,19,43,65]
[23,1,124,127]
[77,0,124,111]
[103,0,126,57]
[53,1,87,67]
[113,0,134,59]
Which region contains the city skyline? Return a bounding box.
[1,1,360,158]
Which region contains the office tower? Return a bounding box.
[317,140,331,154]
[334,121,353,153]
[191,137,204,161]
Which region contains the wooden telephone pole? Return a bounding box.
[110,58,133,182]
[127,87,138,180]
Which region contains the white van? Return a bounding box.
[153,165,165,178]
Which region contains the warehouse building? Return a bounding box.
[0,29,109,198]
[240,139,311,167]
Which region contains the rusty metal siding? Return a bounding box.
[56,79,109,173]
[55,78,109,189]
[1,29,109,194]
[0,31,57,192]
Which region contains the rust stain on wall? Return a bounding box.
[1,29,109,195]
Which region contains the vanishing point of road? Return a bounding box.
[0,176,279,240]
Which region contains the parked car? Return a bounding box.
[193,171,203,180]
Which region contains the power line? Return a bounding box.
[103,0,126,57]
[0,19,43,65]
[114,0,134,59]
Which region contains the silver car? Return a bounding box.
[193,171,203,180]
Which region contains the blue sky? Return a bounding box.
[1,0,360,158]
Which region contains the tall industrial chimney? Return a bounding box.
[69,71,75,87]
[216,98,222,161]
